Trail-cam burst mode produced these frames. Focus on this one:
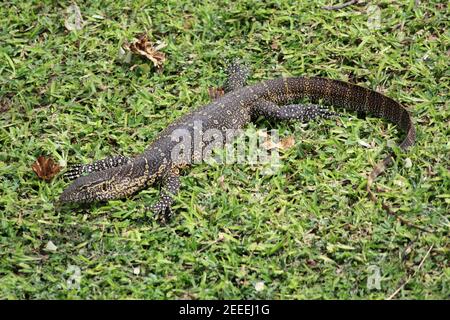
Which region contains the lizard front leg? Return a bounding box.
[64,155,132,180]
[148,167,181,223]
[252,100,340,122]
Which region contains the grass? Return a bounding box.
[0,0,448,299]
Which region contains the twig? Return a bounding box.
[381,199,433,233]
[367,188,433,233]
[322,0,358,10]
[386,245,434,300]
[368,189,433,233]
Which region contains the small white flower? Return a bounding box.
[254,281,265,292]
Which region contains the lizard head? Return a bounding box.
[59,162,151,203]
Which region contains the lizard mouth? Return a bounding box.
[59,173,107,203]
[59,183,91,203]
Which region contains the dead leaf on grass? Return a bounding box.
[123,34,167,69]
[262,135,296,151]
[208,87,225,100]
[64,3,84,31]
[32,156,61,181]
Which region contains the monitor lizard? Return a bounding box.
[59,62,416,223]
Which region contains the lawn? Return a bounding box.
[0,0,448,299]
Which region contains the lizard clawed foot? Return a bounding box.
[63,155,131,181]
[300,104,342,120]
[146,198,174,224]
[64,164,85,180]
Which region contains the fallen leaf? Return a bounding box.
[279,136,295,150]
[208,87,225,100]
[32,156,61,181]
[64,3,84,31]
[271,40,279,50]
[123,34,166,69]
[262,135,295,151]
[358,140,371,148]
[45,241,57,252]
[261,139,278,150]
[404,157,412,168]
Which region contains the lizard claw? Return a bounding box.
[147,200,173,224]
[64,164,85,180]
[63,156,131,181]
[307,105,342,119]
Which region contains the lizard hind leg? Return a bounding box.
[64,155,132,180]
[224,59,251,93]
[208,60,251,100]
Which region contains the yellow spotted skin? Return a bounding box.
[60,63,415,221]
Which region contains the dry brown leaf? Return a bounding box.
[261,139,278,150]
[0,97,12,113]
[279,136,295,150]
[32,156,61,181]
[262,135,295,151]
[124,34,166,69]
[208,87,225,100]
[270,40,279,50]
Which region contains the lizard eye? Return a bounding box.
[101,184,108,192]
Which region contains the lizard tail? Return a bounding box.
[280,77,419,229]
[280,77,416,177]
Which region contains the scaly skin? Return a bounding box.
[60,63,415,222]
